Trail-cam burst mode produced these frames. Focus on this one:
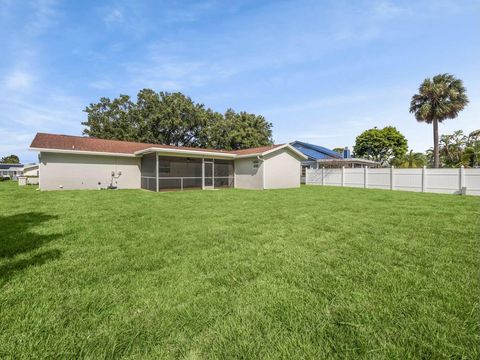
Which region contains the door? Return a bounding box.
[204,160,214,189]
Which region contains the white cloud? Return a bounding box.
[0,91,85,163]
[263,94,372,116]
[0,129,38,163]
[89,79,114,90]
[103,7,124,24]
[25,0,60,36]
[373,1,407,17]
[3,69,35,91]
[124,54,235,91]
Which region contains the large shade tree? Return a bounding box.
[409,74,469,168]
[82,90,273,150]
[353,126,408,166]
[0,155,20,164]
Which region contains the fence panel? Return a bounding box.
[306,166,480,196]
[426,169,461,194]
[367,169,390,190]
[465,168,480,196]
[395,168,423,192]
[324,168,342,186]
[344,169,364,188]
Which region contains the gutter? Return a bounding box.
[29,147,138,158]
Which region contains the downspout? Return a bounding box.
[257,155,265,189]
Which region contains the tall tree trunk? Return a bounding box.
[433,118,439,168]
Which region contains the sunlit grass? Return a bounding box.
[1,181,478,359]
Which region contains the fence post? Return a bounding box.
[390,165,395,190]
[181,177,184,191]
[460,166,465,194]
[322,167,325,186]
[341,166,345,187]
[364,166,368,188]
[421,166,426,192]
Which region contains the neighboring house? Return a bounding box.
[291,141,380,182]
[290,141,343,169]
[30,133,307,191]
[315,157,379,168]
[0,164,24,180]
[22,164,39,177]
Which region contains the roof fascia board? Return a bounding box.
[29,147,138,158]
[135,147,236,158]
[262,144,308,159]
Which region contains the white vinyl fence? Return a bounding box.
[306,166,480,196]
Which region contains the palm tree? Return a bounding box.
[439,130,467,167]
[393,150,426,168]
[464,129,480,167]
[409,74,469,168]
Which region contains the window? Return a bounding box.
[253,160,259,169]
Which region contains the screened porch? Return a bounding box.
[140,153,234,191]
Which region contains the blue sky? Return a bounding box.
[1,0,479,163]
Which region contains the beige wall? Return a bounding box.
[264,148,301,189]
[23,166,39,177]
[234,157,264,189]
[39,152,141,190]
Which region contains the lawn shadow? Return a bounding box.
[0,212,62,285]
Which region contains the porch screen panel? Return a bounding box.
[158,156,202,190]
[214,160,234,188]
[141,153,156,191]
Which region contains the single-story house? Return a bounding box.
[290,141,343,170]
[0,164,24,180]
[30,133,307,191]
[315,157,379,168]
[22,164,39,177]
[291,141,380,182]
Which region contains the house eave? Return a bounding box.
[30,147,139,158]
[134,147,236,158]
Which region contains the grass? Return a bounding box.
[0,181,479,359]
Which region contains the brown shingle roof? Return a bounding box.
[30,133,281,156]
[229,144,283,155]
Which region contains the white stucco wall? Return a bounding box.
[39,152,141,190]
[264,148,302,189]
[23,166,39,177]
[234,157,264,189]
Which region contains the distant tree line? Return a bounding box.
[0,155,20,164]
[426,129,480,168]
[348,126,479,168]
[82,89,273,150]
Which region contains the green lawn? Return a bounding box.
[0,181,479,359]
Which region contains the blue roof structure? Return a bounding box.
[290,141,342,160]
[0,163,23,169]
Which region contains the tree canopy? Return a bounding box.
[0,154,20,164]
[409,73,468,167]
[82,90,273,150]
[391,150,426,168]
[426,129,480,168]
[353,126,408,166]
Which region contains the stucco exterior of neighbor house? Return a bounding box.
[22,164,39,177]
[30,133,306,191]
